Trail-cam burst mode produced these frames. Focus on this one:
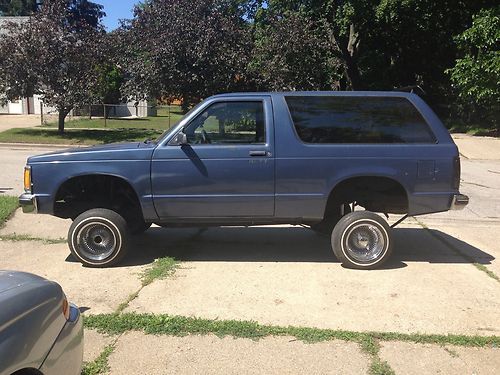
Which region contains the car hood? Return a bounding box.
[0,270,47,295]
[27,141,156,163]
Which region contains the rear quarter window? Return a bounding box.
[285,96,436,144]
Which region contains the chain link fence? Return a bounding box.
[41,103,185,129]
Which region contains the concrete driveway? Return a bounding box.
[0,134,499,374]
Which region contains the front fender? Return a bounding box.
[30,159,157,221]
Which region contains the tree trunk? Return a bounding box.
[344,54,363,90]
[344,24,363,90]
[58,108,70,134]
[181,97,190,113]
[326,24,363,91]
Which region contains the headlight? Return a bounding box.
[24,166,32,193]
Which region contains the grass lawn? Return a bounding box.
[42,115,179,131]
[0,106,186,145]
[43,105,186,130]
[0,196,18,227]
[445,119,499,137]
[0,127,164,145]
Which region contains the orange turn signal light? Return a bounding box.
[62,297,70,320]
[24,166,31,192]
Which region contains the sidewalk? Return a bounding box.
[84,330,499,374]
[452,133,500,160]
[0,114,44,129]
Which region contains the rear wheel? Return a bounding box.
[331,211,393,269]
[68,208,129,267]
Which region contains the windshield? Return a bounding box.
[155,102,205,143]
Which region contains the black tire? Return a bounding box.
[68,208,129,267]
[331,211,393,270]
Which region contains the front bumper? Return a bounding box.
[39,304,83,375]
[19,193,38,213]
[451,193,469,210]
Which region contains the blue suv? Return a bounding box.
[19,92,469,269]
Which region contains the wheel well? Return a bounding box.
[54,174,144,223]
[323,176,408,219]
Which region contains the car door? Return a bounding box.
[151,96,275,220]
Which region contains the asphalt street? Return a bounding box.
[0,143,66,196]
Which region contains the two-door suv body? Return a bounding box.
[19,91,468,269]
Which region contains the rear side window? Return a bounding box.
[285,96,436,144]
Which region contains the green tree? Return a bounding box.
[447,6,499,129]
[250,10,343,90]
[95,63,124,118]
[255,1,496,114]
[0,0,106,132]
[0,0,39,15]
[117,0,252,109]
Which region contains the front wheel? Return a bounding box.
[68,208,129,267]
[331,211,393,270]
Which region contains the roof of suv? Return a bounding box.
[211,91,417,99]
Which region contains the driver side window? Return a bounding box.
[184,101,265,145]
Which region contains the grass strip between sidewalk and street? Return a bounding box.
[0,196,18,228]
[83,313,500,348]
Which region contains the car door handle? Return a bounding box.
[249,150,267,157]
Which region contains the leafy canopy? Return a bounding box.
[0,0,106,132]
[117,0,252,108]
[0,0,39,16]
[447,6,499,128]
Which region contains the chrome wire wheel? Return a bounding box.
[343,222,386,263]
[68,208,129,267]
[76,222,117,261]
[332,211,393,269]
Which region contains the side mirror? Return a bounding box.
[170,131,189,146]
